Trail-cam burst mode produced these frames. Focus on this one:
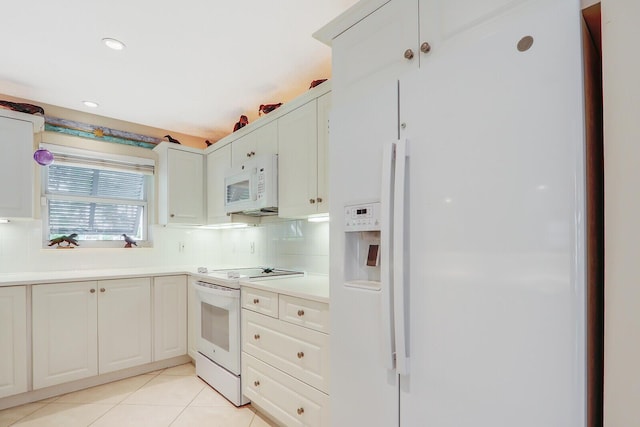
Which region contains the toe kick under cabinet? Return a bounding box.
[241,287,329,427]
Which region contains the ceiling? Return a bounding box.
[0,1,357,142]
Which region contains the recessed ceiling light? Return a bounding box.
[82,101,99,108]
[102,38,126,50]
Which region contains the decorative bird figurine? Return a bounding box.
[164,134,181,144]
[309,79,327,89]
[48,233,79,247]
[233,115,249,132]
[122,234,138,248]
[0,100,45,115]
[258,103,282,116]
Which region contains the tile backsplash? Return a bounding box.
[0,219,329,274]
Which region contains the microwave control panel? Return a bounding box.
[344,202,381,232]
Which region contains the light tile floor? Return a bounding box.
[0,363,278,427]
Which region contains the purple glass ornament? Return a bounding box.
[33,149,54,166]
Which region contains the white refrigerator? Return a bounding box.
[328,1,588,426]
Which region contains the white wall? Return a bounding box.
[602,0,640,424]
[0,219,329,275]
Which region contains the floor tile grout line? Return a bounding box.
[6,400,54,426]
[167,382,206,426]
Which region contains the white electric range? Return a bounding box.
[192,267,303,406]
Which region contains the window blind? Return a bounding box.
[45,163,146,239]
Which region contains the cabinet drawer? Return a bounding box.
[243,353,329,427]
[242,310,329,393]
[242,287,278,318]
[279,295,329,333]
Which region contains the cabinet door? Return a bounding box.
[316,92,331,214]
[167,149,204,224]
[206,144,232,223]
[98,278,151,374]
[278,100,318,217]
[32,281,98,389]
[0,286,27,398]
[0,117,34,218]
[331,0,417,106]
[153,275,187,361]
[231,121,278,167]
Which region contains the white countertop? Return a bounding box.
[0,267,330,302]
[240,274,329,303]
[0,266,202,287]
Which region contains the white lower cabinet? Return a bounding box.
[243,353,329,427]
[32,278,152,389]
[242,287,330,427]
[0,286,28,398]
[98,278,151,374]
[153,275,187,361]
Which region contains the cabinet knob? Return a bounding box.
[100,288,106,293]
[254,380,260,387]
[246,152,251,157]
[309,198,316,204]
[316,197,323,203]
[90,288,96,293]
[253,298,259,304]
[254,334,261,340]
[404,48,415,60]
[297,407,305,415]
[297,309,305,317]
[420,42,431,53]
[297,351,304,359]
[170,214,175,218]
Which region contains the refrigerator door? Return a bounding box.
[329,82,400,426]
[399,1,586,426]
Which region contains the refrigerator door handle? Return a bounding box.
[393,138,410,376]
[380,141,396,371]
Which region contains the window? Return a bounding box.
[42,147,153,246]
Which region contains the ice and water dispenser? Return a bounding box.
[344,202,382,290]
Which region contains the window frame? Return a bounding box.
[40,145,154,249]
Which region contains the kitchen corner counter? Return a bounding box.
[239,274,329,303]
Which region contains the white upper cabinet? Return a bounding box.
[0,110,44,218]
[327,0,417,105]
[0,286,27,398]
[206,143,232,224]
[154,143,205,225]
[231,121,278,168]
[278,92,331,218]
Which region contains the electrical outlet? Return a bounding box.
[178,242,185,252]
[250,241,255,254]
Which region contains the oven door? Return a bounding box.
[193,281,241,375]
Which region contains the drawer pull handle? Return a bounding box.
[100,288,106,293]
[254,380,260,387]
[253,298,259,304]
[297,407,305,415]
[297,309,305,317]
[297,351,304,359]
[254,334,261,340]
[90,288,96,293]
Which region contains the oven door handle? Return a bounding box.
[194,283,240,299]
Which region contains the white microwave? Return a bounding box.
[224,154,278,215]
